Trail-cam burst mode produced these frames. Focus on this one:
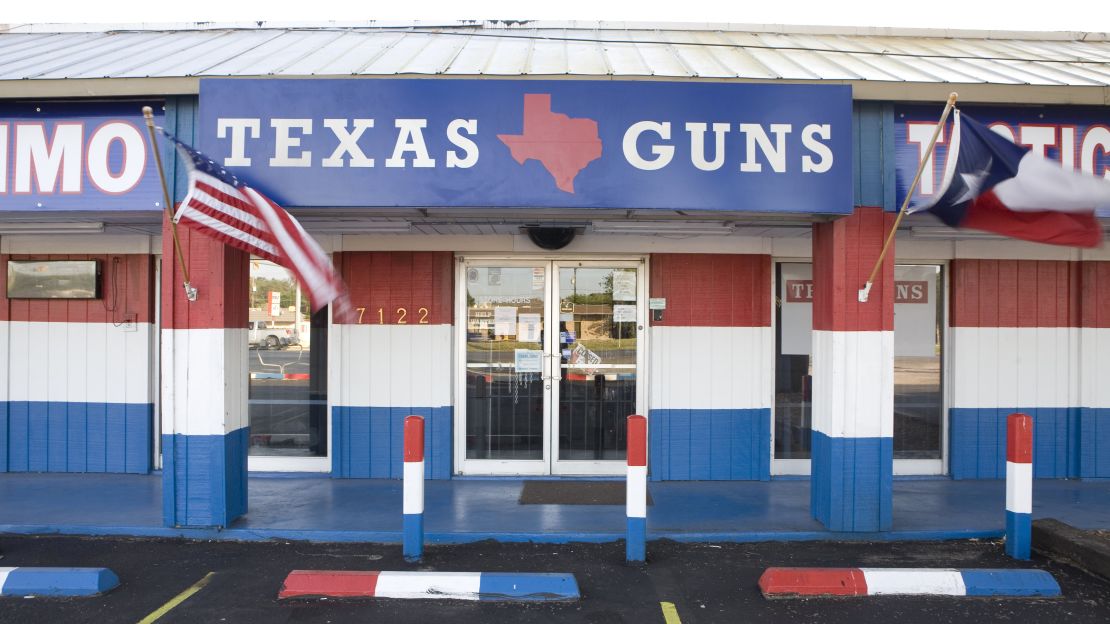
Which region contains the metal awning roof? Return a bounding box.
[0,21,1108,102]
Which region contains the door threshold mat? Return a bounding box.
[519,481,654,506]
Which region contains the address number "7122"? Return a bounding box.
[354,307,430,324]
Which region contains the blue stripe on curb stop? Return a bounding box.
[477,573,580,601]
[626,517,646,562]
[1,567,120,597]
[1006,511,1032,560]
[960,570,1060,597]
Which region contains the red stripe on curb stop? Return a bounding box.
[627,415,647,467]
[404,415,425,462]
[279,570,380,599]
[759,568,868,597]
[1007,413,1033,464]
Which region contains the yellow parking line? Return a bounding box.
[137,572,215,624]
[660,601,682,624]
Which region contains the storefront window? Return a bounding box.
[247,259,327,457]
[773,262,944,463]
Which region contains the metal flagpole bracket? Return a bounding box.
[183,282,198,302]
[858,92,958,303]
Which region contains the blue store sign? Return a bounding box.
[0,101,165,212]
[199,79,853,213]
[895,104,1110,215]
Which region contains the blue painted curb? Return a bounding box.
[478,572,580,601]
[961,570,1060,597]
[0,567,120,597]
[0,523,1005,545]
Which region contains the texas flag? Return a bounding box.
[910,110,1108,248]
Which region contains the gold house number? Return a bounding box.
[354,307,430,324]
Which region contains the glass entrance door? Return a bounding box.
[458,259,644,476]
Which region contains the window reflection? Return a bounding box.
[247,258,327,457]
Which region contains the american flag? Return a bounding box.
[162,129,355,323]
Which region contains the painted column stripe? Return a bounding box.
[278,571,579,602]
[1006,462,1033,514]
[0,567,120,597]
[627,414,647,563]
[1006,412,1034,560]
[626,466,647,519]
[403,415,425,562]
[759,568,1060,597]
[1007,413,1034,464]
[404,416,425,463]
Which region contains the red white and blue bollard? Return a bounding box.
[403,415,425,563]
[626,414,647,563]
[1006,412,1033,560]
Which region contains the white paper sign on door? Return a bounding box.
[612,270,636,301]
[494,306,517,336]
[613,304,636,322]
[518,313,541,342]
[514,349,543,373]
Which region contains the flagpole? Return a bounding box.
[142,106,198,302]
[858,92,958,303]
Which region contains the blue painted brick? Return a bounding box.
[811,431,892,532]
[2,402,150,475]
[331,406,453,479]
[649,409,771,481]
[950,408,1081,480]
[1080,407,1110,479]
[0,401,7,471]
[161,428,248,528]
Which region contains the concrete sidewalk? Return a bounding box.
[1,473,1108,543]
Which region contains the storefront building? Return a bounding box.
[0,22,1107,533]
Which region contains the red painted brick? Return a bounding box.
[812,207,895,332]
[336,251,454,325]
[162,212,250,330]
[951,259,1085,328]
[649,254,771,327]
[0,253,154,324]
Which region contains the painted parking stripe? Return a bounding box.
[660,601,682,624]
[279,570,579,601]
[759,567,1060,598]
[137,572,215,624]
[0,566,120,597]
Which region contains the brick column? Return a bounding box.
[161,216,250,527]
[810,207,894,532]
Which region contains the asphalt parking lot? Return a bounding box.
[1,535,1109,623]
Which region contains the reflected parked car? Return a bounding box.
[248,320,298,349]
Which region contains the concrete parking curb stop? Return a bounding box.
[0,567,120,597]
[758,567,1060,598]
[278,570,580,602]
[1033,518,1110,581]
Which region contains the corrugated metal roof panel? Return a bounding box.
[0,23,1107,89]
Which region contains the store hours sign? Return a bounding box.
[199,79,853,213]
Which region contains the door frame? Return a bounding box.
[453,255,649,476]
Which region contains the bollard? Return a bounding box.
[626,414,647,563]
[403,415,425,562]
[1005,412,1033,560]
